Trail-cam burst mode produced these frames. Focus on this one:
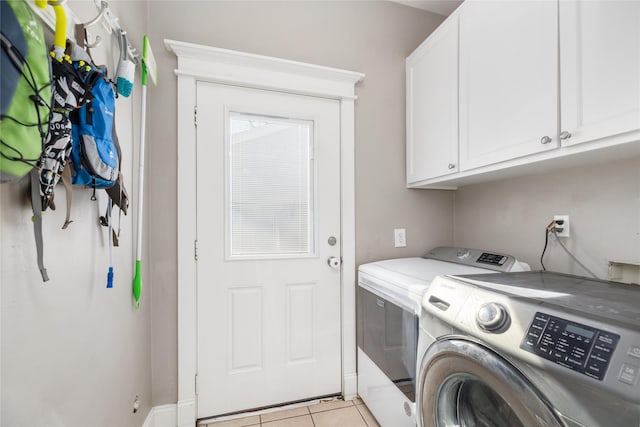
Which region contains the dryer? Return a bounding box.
[417,271,640,427]
[357,247,530,427]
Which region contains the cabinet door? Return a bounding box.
[406,16,458,184]
[560,1,640,147]
[459,0,558,171]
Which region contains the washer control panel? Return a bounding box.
[521,312,620,381]
[476,252,507,266]
[422,247,519,272]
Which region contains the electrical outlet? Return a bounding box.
[553,215,570,238]
[394,228,407,248]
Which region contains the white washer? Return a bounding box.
[357,247,529,427]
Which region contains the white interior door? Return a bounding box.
[195,82,342,418]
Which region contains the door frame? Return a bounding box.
[165,39,364,426]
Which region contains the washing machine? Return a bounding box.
[417,271,640,427]
[356,247,530,427]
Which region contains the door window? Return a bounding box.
[228,112,315,258]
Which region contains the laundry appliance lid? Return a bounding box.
[358,258,498,314]
[360,257,496,295]
[449,270,640,329]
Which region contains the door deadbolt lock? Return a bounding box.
[327,236,337,246]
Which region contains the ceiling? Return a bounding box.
[391,0,464,16]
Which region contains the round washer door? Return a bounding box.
[418,339,564,427]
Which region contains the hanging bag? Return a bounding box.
[70,64,119,191]
[0,0,51,183]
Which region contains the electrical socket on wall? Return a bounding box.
[553,215,570,238]
[394,228,407,248]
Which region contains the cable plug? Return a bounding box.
[552,215,570,238]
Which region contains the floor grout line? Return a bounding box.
[209,398,374,427]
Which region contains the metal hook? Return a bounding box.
[85,34,102,49]
[81,1,109,48]
[83,1,108,27]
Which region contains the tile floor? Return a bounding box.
[203,398,380,427]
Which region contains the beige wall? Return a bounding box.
[454,157,640,278]
[147,1,450,405]
[0,1,151,426]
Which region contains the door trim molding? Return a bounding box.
[165,39,364,424]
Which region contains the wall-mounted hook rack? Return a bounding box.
[28,0,140,63]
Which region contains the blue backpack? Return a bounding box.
[70,63,119,190]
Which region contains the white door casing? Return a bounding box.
[165,40,363,427]
[196,82,342,417]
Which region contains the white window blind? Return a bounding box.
[229,112,314,257]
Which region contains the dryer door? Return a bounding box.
[417,339,565,427]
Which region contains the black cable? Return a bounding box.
[1,31,53,167]
[540,227,549,270]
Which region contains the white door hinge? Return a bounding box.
[194,106,198,127]
[195,373,199,395]
[194,239,199,261]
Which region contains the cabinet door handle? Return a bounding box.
[559,131,572,140]
[448,163,456,170]
[540,136,552,145]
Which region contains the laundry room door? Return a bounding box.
[195,81,342,418]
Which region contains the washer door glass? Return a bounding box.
[438,374,523,427]
[418,340,563,427]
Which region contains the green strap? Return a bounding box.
[30,169,49,281]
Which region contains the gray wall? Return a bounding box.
[454,157,640,277]
[0,1,151,426]
[147,1,449,405]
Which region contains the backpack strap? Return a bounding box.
[60,164,73,229]
[104,116,128,246]
[30,168,49,281]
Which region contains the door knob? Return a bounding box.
[327,257,341,269]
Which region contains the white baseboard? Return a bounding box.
[142,403,177,427]
[177,398,197,427]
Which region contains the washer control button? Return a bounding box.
[619,363,640,385]
[476,303,508,332]
[628,346,640,360]
[456,249,470,260]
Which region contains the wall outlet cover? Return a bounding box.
[394,228,407,248]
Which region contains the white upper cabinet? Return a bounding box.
[406,16,459,184]
[406,0,640,189]
[560,0,640,147]
[459,0,559,171]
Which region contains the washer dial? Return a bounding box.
[477,302,509,332]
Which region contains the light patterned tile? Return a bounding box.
[356,404,381,427]
[260,406,310,423]
[308,398,354,413]
[205,415,260,427]
[312,406,367,427]
[263,414,314,427]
